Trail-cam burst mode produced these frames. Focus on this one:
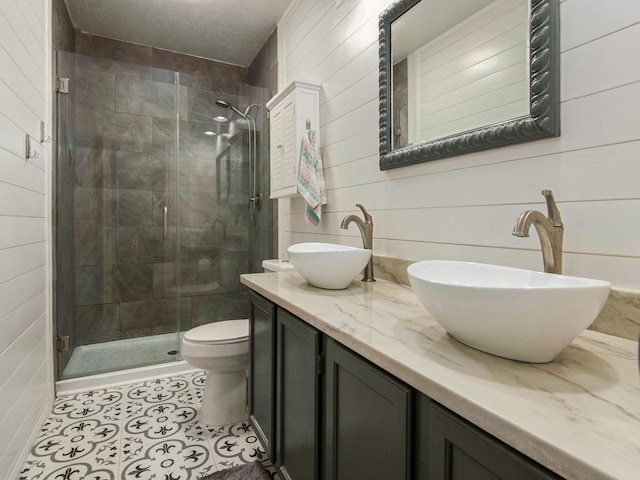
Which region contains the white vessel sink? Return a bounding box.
[287,243,371,290]
[407,261,611,363]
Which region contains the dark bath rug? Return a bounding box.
[200,461,272,480]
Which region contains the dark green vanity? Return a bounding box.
[249,291,561,480]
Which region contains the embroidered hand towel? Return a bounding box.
[297,129,327,228]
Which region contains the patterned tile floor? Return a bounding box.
[18,371,278,480]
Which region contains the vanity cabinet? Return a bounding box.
[416,395,562,480]
[248,291,277,460]
[324,337,413,480]
[276,308,322,480]
[248,292,562,480]
[266,80,321,198]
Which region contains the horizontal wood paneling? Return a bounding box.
[0,216,46,249]
[0,244,46,285]
[0,0,52,477]
[0,360,50,478]
[0,291,46,354]
[279,0,640,289]
[0,266,47,320]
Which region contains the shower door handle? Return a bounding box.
[163,206,168,240]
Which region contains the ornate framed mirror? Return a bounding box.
[379,0,559,170]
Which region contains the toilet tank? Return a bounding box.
[262,259,295,273]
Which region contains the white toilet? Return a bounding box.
[181,261,293,425]
[181,319,249,425]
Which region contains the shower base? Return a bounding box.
[62,331,186,379]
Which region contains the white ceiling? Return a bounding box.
[64,0,294,67]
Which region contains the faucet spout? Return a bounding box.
[512,190,564,274]
[340,204,375,282]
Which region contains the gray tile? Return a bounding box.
[119,298,186,331]
[53,0,74,52]
[75,265,112,305]
[179,120,219,158]
[75,32,152,66]
[111,264,153,303]
[75,67,116,110]
[187,88,228,124]
[75,263,154,305]
[153,262,177,299]
[75,107,154,152]
[116,189,153,226]
[75,226,117,266]
[176,72,218,91]
[74,52,154,79]
[190,292,250,327]
[74,187,115,226]
[152,118,177,154]
[152,48,219,79]
[179,191,217,227]
[219,248,250,291]
[151,67,177,85]
[117,226,175,264]
[115,75,177,119]
[74,148,116,188]
[57,226,75,274]
[75,303,120,345]
[116,152,174,190]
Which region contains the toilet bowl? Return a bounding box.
[181,319,249,425]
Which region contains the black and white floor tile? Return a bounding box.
[18,371,279,480]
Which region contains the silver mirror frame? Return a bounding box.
[379,0,559,170]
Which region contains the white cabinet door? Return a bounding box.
[267,80,321,199]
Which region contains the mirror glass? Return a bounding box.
[391,0,529,149]
[379,0,558,170]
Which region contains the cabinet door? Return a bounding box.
[249,292,277,460]
[429,402,562,480]
[324,338,413,480]
[281,95,296,192]
[270,104,284,194]
[276,308,321,480]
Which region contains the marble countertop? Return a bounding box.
[241,271,640,480]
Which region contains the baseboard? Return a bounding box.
[56,360,199,395]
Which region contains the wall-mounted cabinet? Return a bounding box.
[266,80,321,198]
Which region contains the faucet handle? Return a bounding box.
[541,190,563,227]
[355,204,372,223]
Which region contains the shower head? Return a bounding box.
[215,99,246,118]
[216,100,260,119]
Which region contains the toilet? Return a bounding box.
[181,319,249,425]
[181,260,293,425]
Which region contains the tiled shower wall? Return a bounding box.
[248,28,278,272]
[63,33,272,347]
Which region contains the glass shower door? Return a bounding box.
[55,51,181,379]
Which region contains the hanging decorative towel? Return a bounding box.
[297,129,327,228]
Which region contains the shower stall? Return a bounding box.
[54,51,274,379]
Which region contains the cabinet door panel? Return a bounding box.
[324,338,412,480]
[277,308,321,480]
[270,105,283,192]
[249,292,277,460]
[430,402,562,480]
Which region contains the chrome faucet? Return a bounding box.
[512,189,564,274]
[340,204,375,282]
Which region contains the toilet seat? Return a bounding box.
[184,319,248,345]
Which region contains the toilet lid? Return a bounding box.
[184,319,249,344]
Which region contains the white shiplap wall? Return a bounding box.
[279,0,640,290]
[0,0,54,477]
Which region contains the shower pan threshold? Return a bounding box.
[59,332,194,394]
